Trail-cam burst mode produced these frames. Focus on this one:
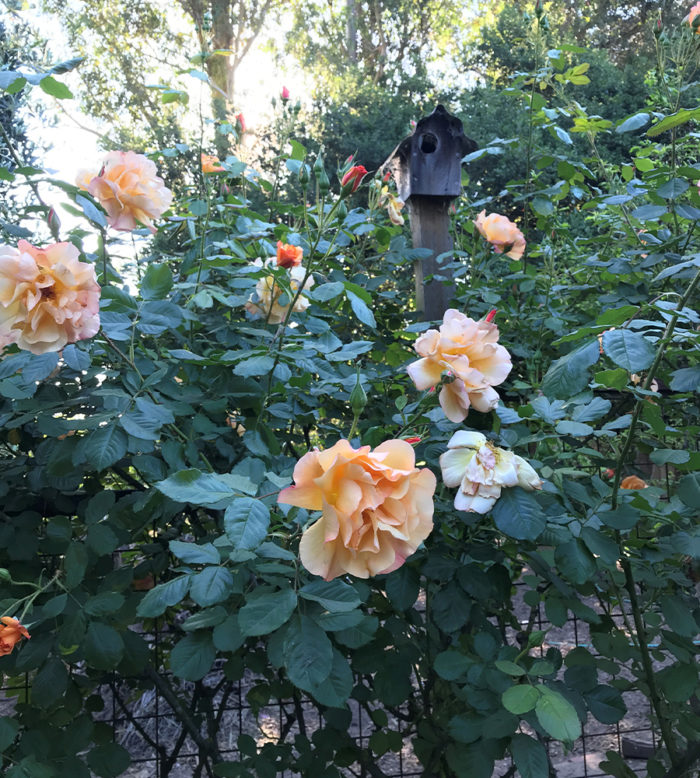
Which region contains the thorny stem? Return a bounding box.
[610,267,700,769]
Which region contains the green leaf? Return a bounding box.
[658,663,698,702]
[299,579,361,612]
[311,282,344,301]
[495,660,526,677]
[615,113,650,133]
[597,306,639,326]
[602,330,654,372]
[308,649,353,707]
[656,178,690,200]
[238,588,297,636]
[541,339,600,399]
[7,757,55,778]
[595,368,629,390]
[502,685,538,715]
[660,595,698,637]
[670,366,700,391]
[155,469,235,507]
[435,651,472,680]
[170,632,216,681]
[346,289,376,328]
[78,425,128,471]
[585,685,627,724]
[650,449,690,465]
[597,505,640,531]
[83,622,124,670]
[169,540,220,565]
[531,197,554,216]
[510,733,549,778]
[647,108,700,137]
[76,193,106,227]
[213,616,245,652]
[384,565,419,610]
[599,750,641,778]
[31,657,68,708]
[555,539,597,585]
[84,592,125,616]
[555,420,594,437]
[677,473,700,508]
[136,575,191,618]
[182,607,227,631]
[190,567,234,607]
[39,74,73,99]
[235,355,275,377]
[0,717,20,752]
[140,264,173,300]
[284,614,333,692]
[492,488,545,541]
[87,743,131,778]
[223,498,270,550]
[535,686,581,742]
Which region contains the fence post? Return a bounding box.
[384,105,476,321]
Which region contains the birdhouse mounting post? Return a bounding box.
[385,105,476,321]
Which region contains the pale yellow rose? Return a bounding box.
[278,439,436,581]
[0,240,100,355]
[378,186,405,225]
[439,431,542,513]
[77,151,172,233]
[474,210,526,260]
[245,258,314,325]
[407,309,512,423]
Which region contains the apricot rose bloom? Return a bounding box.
[276,241,303,269]
[689,2,700,31]
[407,309,512,423]
[0,617,30,656]
[474,210,526,260]
[0,241,100,354]
[278,439,436,581]
[244,258,314,324]
[439,431,542,513]
[201,153,224,173]
[77,151,172,233]
[620,475,648,490]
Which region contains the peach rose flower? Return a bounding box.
[440,431,542,513]
[276,241,303,269]
[77,151,172,233]
[201,153,224,173]
[0,616,30,656]
[278,439,436,581]
[0,240,100,354]
[620,475,648,490]
[245,258,314,324]
[689,2,700,31]
[474,210,526,260]
[407,309,512,423]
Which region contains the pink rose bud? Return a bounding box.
[281,85,290,100]
[485,309,497,323]
[340,165,368,195]
[47,207,61,238]
[236,113,246,133]
[383,171,391,183]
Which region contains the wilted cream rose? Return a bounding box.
[378,186,405,225]
[0,241,100,355]
[245,258,314,324]
[439,431,542,513]
[278,439,436,581]
[77,151,172,233]
[407,309,512,423]
[474,210,526,260]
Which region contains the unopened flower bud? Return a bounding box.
[655,17,663,36]
[349,371,367,416]
[47,207,61,239]
[0,569,11,583]
[485,309,497,323]
[298,162,310,187]
[534,0,543,17]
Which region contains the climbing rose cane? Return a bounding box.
[0,240,101,354]
[0,617,30,656]
[474,210,526,260]
[77,151,172,234]
[407,309,512,423]
[439,431,542,513]
[278,439,436,581]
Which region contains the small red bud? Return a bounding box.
[485,309,497,323]
[405,437,421,445]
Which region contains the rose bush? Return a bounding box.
[0,10,698,778]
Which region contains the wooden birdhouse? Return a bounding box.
[388,105,476,203]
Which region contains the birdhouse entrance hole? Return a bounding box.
[420,133,439,154]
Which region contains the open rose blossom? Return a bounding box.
[278,439,436,581]
[276,241,303,269]
[201,153,224,173]
[0,616,30,656]
[620,475,648,490]
[77,151,172,233]
[244,258,314,324]
[689,2,700,30]
[440,431,542,513]
[407,309,512,423]
[0,241,100,354]
[474,210,526,260]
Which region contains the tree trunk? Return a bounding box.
[346,0,357,63]
[208,0,235,157]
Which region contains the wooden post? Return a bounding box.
[408,198,455,321]
[383,105,476,322]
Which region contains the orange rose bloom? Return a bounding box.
[77,151,172,234]
[0,240,101,354]
[407,309,512,423]
[0,617,30,656]
[278,439,436,581]
[620,475,648,490]
[201,153,224,174]
[474,210,526,260]
[689,2,700,31]
[276,241,303,269]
